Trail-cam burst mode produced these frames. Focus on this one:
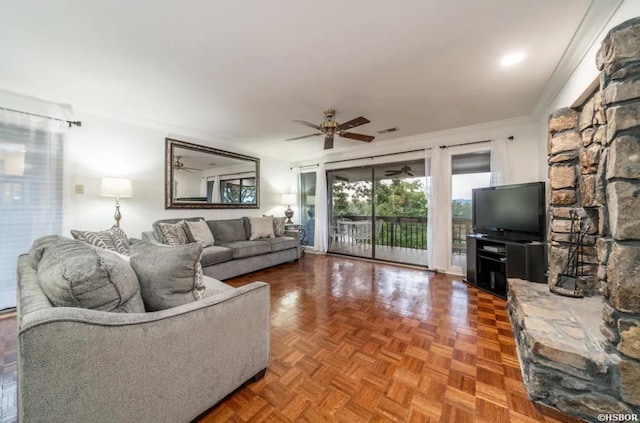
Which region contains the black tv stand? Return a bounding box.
[465,235,546,298]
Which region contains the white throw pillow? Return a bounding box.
[185,220,215,247]
[249,216,275,240]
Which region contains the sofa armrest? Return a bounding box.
[284,230,300,240]
[18,282,270,423]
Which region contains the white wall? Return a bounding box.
[63,110,293,238]
[537,1,640,179]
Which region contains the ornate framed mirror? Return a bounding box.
[165,138,260,209]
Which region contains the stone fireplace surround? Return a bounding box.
[507,17,640,421]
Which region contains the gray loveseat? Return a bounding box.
[17,236,270,423]
[142,216,300,280]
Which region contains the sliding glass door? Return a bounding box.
[373,161,428,266]
[328,167,373,259]
[327,159,428,266]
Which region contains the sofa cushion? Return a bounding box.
[152,217,203,244]
[200,245,233,266]
[157,221,189,246]
[129,242,205,311]
[207,218,248,243]
[71,225,131,255]
[260,236,299,253]
[36,239,145,313]
[185,220,215,246]
[249,216,275,240]
[218,240,270,259]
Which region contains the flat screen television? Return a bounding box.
[472,182,546,242]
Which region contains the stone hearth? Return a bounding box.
[508,280,637,419]
[508,17,640,422]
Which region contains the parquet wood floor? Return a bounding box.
[0,254,583,422]
[206,254,582,423]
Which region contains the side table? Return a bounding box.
[285,224,306,253]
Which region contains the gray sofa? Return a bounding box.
[17,240,270,423]
[142,217,300,280]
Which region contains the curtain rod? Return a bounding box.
[0,106,82,128]
[295,136,511,168]
[206,172,254,179]
[325,148,427,166]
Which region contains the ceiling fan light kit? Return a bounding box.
[384,163,414,177]
[286,109,375,150]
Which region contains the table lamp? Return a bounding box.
[100,177,133,227]
[282,193,296,224]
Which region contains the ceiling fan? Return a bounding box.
[384,163,414,177]
[285,109,375,150]
[174,156,203,172]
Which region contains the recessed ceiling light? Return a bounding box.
[501,51,525,67]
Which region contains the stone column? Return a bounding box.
[547,104,602,294]
[596,17,640,406]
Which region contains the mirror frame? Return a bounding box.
[165,138,260,209]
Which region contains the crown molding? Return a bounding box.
[532,0,623,120]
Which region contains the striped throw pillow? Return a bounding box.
[71,225,131,256]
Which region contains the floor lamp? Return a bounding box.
[100,177,133,227]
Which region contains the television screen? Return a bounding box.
[472,182,545,241]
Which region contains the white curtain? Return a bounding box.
[426,148,450,272]
[0,106,68,309]
[314,163,328,252]
[211,175,221,202]
[290,166,300,223]
[490,138,510,186]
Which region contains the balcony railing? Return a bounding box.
[336,216,472,251]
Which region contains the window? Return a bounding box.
[450,150,491,270]
[220,177,256,204]
[0,120,63,310]
[300,172,316,247]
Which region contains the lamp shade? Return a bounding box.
[100,178,133,198]
[281,193,296,205]
[306,195,316,204]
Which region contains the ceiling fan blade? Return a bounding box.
[385,171,402,176]
[285,133,322,141]
[340,132,375,142]
[336,116,370,131]
[293,120,321,130]
[324,136,334,150]
[406,171,414,176]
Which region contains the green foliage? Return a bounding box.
[451,199,472,218]
[332,178,428,218]
[331,178,429,250]
[375,179,427,217]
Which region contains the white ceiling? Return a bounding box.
[0,1,614,161]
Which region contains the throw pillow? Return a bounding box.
[273,217,286,237]
[185,220,215,247]
[157,221,189,246]
[129,242,205,311]
[37,239,145,313]
[264,215,286,237]
[71,225,131,256]
[249,216,275,240]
